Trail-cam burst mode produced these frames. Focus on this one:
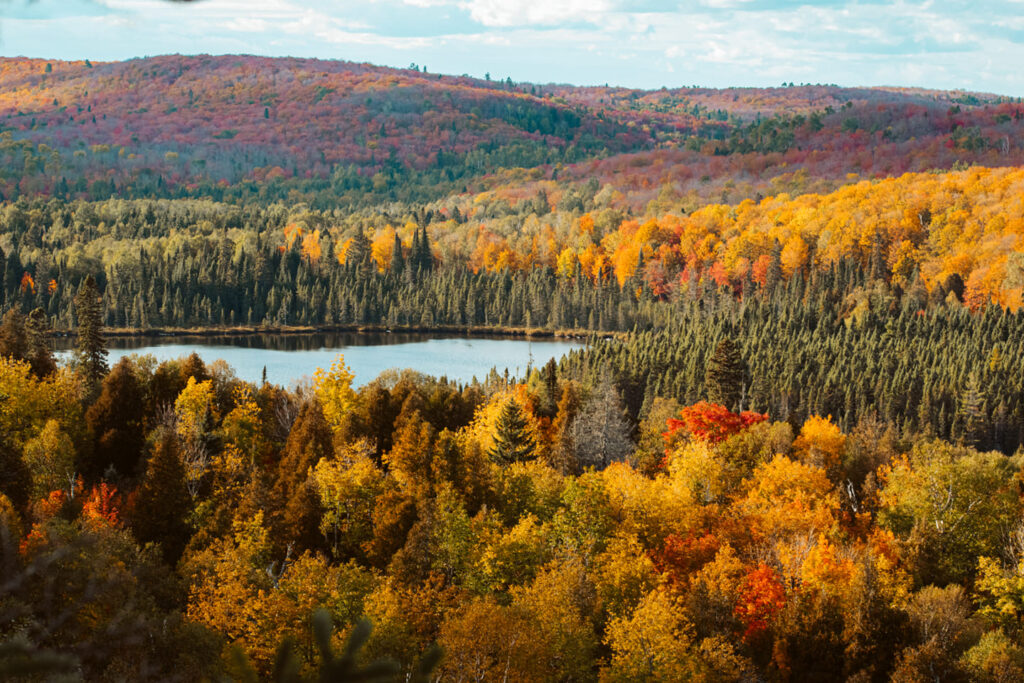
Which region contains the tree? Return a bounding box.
[312,354,356,437]
[22,419,75,500]
[960,373,988,448]
[390,233,405,276]
[174,376,218,496]
[489,399,536,465]
[569,375,632,470]
[0,307,27,362]
[666,401,768,445]
[130,429,192,564]
[74,275,108,398]
[705,338,747,411]
[602,589,708,681]
[0,436,31,511]
[84,357,147,479]
[25,308,56,377]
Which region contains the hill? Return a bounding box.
[1,55,1023,207]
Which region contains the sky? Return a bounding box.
[1,0,1023,95]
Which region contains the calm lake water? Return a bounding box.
[54,332,585,387]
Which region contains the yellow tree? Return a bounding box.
[313,354,356,437]
[601,589,706,682]
[793,415,846,478]
[174,376,218,496]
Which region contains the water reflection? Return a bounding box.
[53,333,585,388]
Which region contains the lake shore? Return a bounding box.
[51,323,606,340]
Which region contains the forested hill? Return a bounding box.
[2,54,1023,207]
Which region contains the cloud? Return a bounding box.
[460,0,615,27]
[1,0,1023,94]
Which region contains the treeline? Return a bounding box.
[565,261,1024,454]
[0,198,649,332]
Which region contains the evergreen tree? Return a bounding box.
[488,399,535,465]
[705,337,747,411]
[536,358,559,419]
[74,275,108,397]
[130,429,192,564]
[960,373,988,449]
[85,357,147,479]
[765,240,783,293]
[347,230,372,271]
[25,308,56,377]
[391,233,405,276]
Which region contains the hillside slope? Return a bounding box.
[1,55,1022,207]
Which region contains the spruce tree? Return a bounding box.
[74,275,108,397]
[765,240,783,293]
[960,373,988,449]
[25,308,56,377]
[489,399,535,465]
[391,233,405,276]
[705,337,747,411]
[85,357,146,479]
[130,430,192,564]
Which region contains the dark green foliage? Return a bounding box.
[0,438,31,512]
[489,399,535,465]
[705,337,747,411]
[130,430,192,564]
[85,357,147,479]
[74,274,108,397]
[563,266,1024,454]
[959,373,988,448]
[0,635,78,680]
[25,308,56,377]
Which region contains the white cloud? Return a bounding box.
[460,0,615,27]
[2,0,1024,94]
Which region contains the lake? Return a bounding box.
[53,332,585,387]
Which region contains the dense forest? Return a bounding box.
[1,285,1023,681]
[1,54,1024,681]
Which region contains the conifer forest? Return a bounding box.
[2,50,1024,682]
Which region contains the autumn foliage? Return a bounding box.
[666,401,768,444]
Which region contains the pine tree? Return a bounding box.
[705,338,747,411]
[74,275,108,397]
[489,399,535,465]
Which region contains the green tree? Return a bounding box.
[130,429,192,564]
[84,357,146,479]
[22,419,75,500]
[489,399,536,465]
[25,308,56,377]
[705,337,747,411]
[74,275,108,398]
